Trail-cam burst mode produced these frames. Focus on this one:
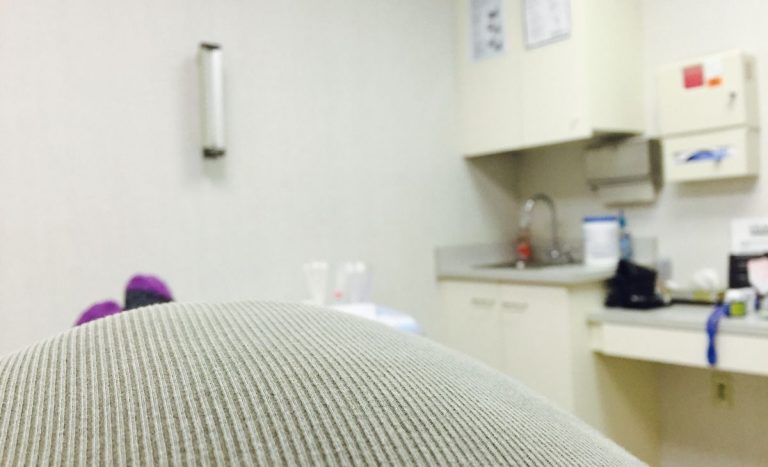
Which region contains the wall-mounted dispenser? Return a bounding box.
[657,50,759,182]
[199,42,225,158]
[585,137,662,206]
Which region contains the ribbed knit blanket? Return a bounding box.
[0,301,643,466]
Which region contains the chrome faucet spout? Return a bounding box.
[518,193,563,262]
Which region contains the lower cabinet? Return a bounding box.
[437,280,571,407]
[435,279,661,466]
[497,284,573,409]
[439,280,505,370]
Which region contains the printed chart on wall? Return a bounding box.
[470,0,506,61]
[523,0,571,49]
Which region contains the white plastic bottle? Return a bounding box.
[583,216,620,268]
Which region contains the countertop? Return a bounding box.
[435,243,615,286]
[589,304,768,338]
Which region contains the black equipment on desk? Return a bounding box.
[605,259,666,310]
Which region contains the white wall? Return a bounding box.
[0,0,517,355]
[514,1,768,466]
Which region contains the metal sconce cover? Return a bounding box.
[199,42,225,158]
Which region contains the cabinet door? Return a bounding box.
[520,0,591,147]
[457,0,525,156]
[498,284,573,409]
[437,280,504,371]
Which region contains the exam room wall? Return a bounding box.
[514,1,768,466]
[0,0,517,355]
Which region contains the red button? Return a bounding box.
[683,64,704,89]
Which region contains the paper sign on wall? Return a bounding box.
[683,59,724,89]
[704,58,724,87]
[732,218,768,255]
[470,0,506,61]
[523,0,571,49]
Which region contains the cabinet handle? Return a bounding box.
[500,300,528,312]
[470,297,496,308]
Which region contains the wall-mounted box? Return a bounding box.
[663,127,759,182]
[657,50,758,136]
[457,0,644,158]
[656,50,759,182]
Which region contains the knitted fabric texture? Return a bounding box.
[0,301,643,466]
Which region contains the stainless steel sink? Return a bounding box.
[477,260,576,270]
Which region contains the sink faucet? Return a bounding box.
[516,193,566,265]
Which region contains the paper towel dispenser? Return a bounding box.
[585,138,662,206]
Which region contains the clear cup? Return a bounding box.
[303,261,329,306]
[333,261,371,304]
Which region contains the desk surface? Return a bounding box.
[589,304,768,337]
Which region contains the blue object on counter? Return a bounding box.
[376,305,422,334]
[618,210,634,261]
[706,304,730,366]
[583,215,619,223]
[331,303,422,334]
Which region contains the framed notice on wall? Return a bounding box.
[470,0,506,61]
[523,0,571,49]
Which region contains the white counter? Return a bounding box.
[435,243,614,286]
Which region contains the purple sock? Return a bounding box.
[75,300,122,326]
[124,274,173,310]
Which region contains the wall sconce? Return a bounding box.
[198,42,225,158]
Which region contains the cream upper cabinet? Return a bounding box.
[457,0,644,157]
[456,0,525,156]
